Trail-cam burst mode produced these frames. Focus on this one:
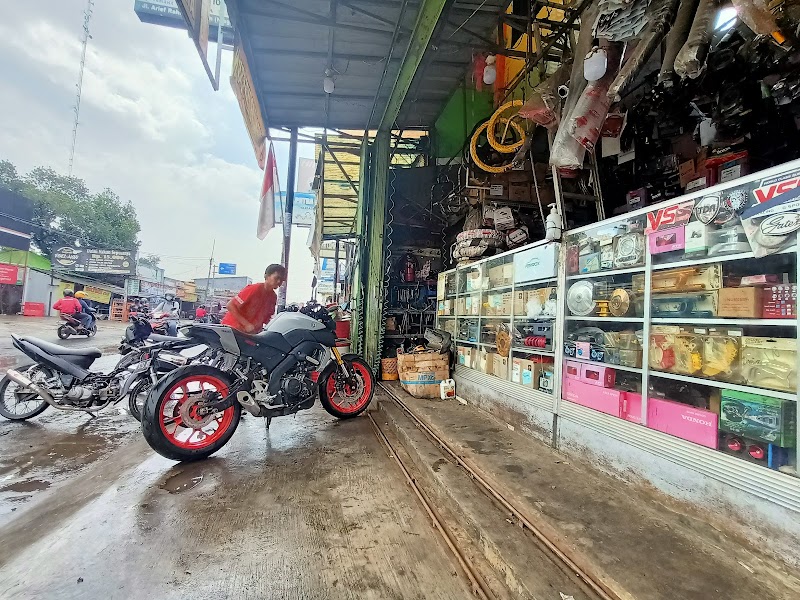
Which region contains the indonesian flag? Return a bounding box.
[257,142,280,240]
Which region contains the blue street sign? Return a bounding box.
[218,263,236,275]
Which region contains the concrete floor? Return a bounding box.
[0,391,471,599]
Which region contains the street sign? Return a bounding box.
[53,247,136,275]
[218,263,236,275]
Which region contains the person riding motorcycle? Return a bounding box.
[52,289,83,321]
[162,293,181,336]
[74,291,96,330]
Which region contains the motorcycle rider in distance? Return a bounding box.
[162,293,181,336]
[195,305,208,322]
[222,264,286,333]
[74,291,96,330]
[53,289,83,323]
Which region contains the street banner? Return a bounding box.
[52,247,136,275]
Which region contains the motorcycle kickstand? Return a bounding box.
[265,416,272,430]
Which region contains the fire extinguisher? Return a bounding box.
[401,253,417,282]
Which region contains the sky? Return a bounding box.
[0,0,317,302]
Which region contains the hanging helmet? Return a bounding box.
[63,289,74,297]
[75,291,87,299]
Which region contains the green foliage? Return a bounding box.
[138,253,161,269]
[0,159,140,258]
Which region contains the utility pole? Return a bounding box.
[69,0,95,176]
[205,238,215,303]
[278,127,298,310]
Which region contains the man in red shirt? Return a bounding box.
[53,289,83,317]
[222,264,286,333]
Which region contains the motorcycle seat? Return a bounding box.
[149,333,182,343]
[18,336,102,359]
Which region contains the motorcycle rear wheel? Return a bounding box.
[141,365,241,462]
[0,365,52,421]
[128,377,152,422]
[57,325,71,339]
[87,323,97,337]
[319,354,375,419]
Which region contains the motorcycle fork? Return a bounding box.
[331,347,354,383]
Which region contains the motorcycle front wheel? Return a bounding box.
[57,325,71,339]
[319,354,375,419]
[0,365,52,421]
[141,365,241,462]
[127,377,152,422]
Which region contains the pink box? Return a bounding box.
[563,379,623,417]
[646,398,718,448]
[621,392,643,424]
[649,226,685,254]
[579,363,616,388]
[563,360,582,380]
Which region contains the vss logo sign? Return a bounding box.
[753,168,800,203]
[645,200,693,234]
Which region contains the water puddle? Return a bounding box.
[159,470,204,494]
[0,479,51,493]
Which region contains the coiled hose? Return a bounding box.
[469,100,528,173]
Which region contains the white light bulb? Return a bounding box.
[323,76,335,94]
[483,64,497,85]
[583,47,607,82]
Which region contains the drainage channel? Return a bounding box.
[376,383,622,600]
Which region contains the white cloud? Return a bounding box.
[0,0,316,301]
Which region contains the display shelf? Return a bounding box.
[567,266,645,280]
[480,342,497,348]
[437,314,456,318]
[566,316,644,323]
[484,283,513,292]
[455,339,478,344]
[649,370,797,401]
[512,347,555,356]
[516,276,558,285]
[650,246,796,271]
[481,315,512,320]
[651,317,797,326]
[513,315,556,321]
[568,356,643,374]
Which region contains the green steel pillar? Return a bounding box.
[362,131,390,369]
[350,135,371,352]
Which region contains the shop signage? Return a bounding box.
[645,200,693,235]
[513,243,558,284]
[0,263,19,285]
[134,0,232,40]
[274,192,317,227]
[231,46,267,168]
[82,285,112,304]
[751,167,800,204]
[218,262,236,275]
[126,278,141,296]
[52,247,136,275]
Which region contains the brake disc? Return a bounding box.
[179,394,217,429]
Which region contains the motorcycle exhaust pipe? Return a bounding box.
[6,369,86,412]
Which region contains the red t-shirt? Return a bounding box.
[221,284,277,333]
[53,297,82,314]
[195,308,207,318]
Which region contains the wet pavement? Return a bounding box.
[0,380,471,599]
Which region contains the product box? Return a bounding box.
[679,160,697,188]
[508,182,531,202]
[513,291,526,315]
[579,363,616,388]
[521,362,538,387]
[720,389,797,447]
[538,365,554,393]
[499,292,513,316]
[649,227,686,254]
[684,221,710,255]
[575,341,592,360]
[563,378,624,417]
[563,359,582,380]
[762,284,796,319]
[465,270,483,292]
[488,263,514,286]
[719,287,763,318]
[512,357,536,386]
[621,392,643,424]
[455,297,466,316]
[718,432,791,470]
[579,252,601,274]
[469,347,479,369]
[457,346,468,366]
[702,329,743,383]
[741,337,797,392]
[485,293,502,316]
[479,349,495,374]
[647,398,719,449]
[493,355,510,379]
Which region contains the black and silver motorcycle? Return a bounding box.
[140,303,374,462]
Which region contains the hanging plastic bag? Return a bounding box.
[518,60,572,129]
[674,0,719,80]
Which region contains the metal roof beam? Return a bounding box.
[244,1,395,36]
[377,0,447,132]
[252,47,467,67]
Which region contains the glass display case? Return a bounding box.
[438,241,560,398]
[560,191,798,479]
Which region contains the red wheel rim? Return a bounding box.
[158,374,235,449]
[326,362,372,414]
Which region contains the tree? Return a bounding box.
[0,159,140,257]
[138,254,161,269]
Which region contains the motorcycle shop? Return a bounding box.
[226,0,800,564]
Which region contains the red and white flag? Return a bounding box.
[257,142,280,240]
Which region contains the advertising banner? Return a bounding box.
[52,247,136,275]
[0,263,19,285]
[231,45,267,168]
[82,285,112,304]
[275,192,317,228]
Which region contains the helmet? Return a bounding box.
[75,291,87,299]
[63,289,74,297]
